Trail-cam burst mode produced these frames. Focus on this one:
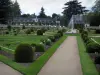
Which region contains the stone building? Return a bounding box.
[8,17,60,26]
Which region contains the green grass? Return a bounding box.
[0,35,67,75]
[91,37,100,44]
[77,36,99,75]
[0,31,56,53]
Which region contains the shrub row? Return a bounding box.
[15,29,64,63]
[80,29,100,64]
[37,28,47,35]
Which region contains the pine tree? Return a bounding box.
[0,0,12,24]
[11,0,21,19]
[92,0,100,12]
[62,0,87,25]
[38,7,47,18]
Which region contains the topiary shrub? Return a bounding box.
[37,30,43,35]
[45,39,52,46]
[15,44,34,63]
[54,33,60,39]
[86,42,100,53]
[40,38,47,44]
[95,56,100,64]
[25,29,31,35]
[35,44,45,52]
[0,47,1,50]
[31,43,36,47]
[58,30,63,36]
[49,36,56,42]
[95,30,100,34]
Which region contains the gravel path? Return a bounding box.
[0,62,22,75]
[38,36,83,75]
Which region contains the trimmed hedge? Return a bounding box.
[86,42,100,53]
[45,39,52,46]
[15,44,34,63]
[37,30,43,35]
[95,56,100,64]
[35,44,45,52]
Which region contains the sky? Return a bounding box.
[12,0,95,16]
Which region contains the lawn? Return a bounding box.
[77,36,99,75]
[91,37,100,44]
[0,31,56,53]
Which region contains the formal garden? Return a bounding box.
[0,26,67,75]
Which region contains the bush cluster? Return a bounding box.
[35,44,45,52]
[86,42,100,53]
[37,30,44,35]
[95,30,100,34]
[15,44,34,63]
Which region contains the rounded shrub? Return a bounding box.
[54,33,60,39]
[49,36,56,42]
[15,44,34,63]
[58,30,63,36]
[86,42,100,53]
[31,43,36,47]
[95,30,100,34]
[95,56,100,64]
[46,39,52,46]
[37,30,43,35]
[35,44,45,52]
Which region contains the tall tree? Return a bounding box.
[62,0,87,25]
[52,13,58,19]
[0,0,12,24]
[92,0,100,12]
[12,0,21,17]
[38,7,47,18]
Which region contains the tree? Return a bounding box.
[38,7,47,18]
[62,0,87,25]
[52,13,58,19]
[0,0,12,24]
[21,14,31,17]
[92,0,100,12]
[7,25,12,31]
[11,0,21,17]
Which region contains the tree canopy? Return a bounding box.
[38,7,47,18]
[62,0,87,25]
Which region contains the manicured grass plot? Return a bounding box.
[0,31,56,52]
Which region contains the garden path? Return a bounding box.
[0,62,22,75]
[38,36,83,75]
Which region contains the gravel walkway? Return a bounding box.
[38,36,83,75]
[0,62,22,75]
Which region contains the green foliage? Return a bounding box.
[30,28,34,32]
[25,29,31,35]
[58,30,63,36]
[63,0,87,21]
[95,56,100,64]
[38,7,47,18]
[31,43,36,47]
[0,0,12,24]
[45,39,52,46]
[22,25,25,29]
[7,25,12,31]
[15,44,34,63]
[86,42,100,53]
[35,44,45,52]
[77,36,99,75]
[0,47,1,50]
[95,30,100,34]
[37,30,43,35]
[49,36,56,42]
[88,12,100,26]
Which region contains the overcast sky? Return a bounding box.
[12,0,95,16]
